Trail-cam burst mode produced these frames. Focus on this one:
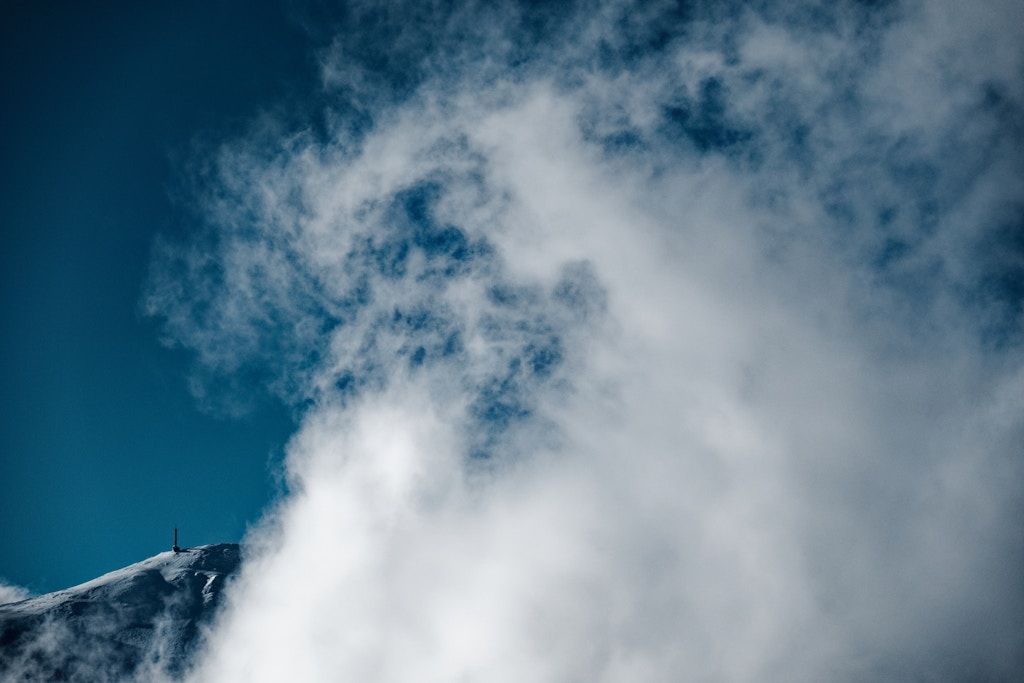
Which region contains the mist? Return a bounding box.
[0,582,29,605]
[140,1,1024,680]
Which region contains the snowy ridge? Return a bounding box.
[0,543,240,681]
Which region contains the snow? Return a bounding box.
[0,543,240,680]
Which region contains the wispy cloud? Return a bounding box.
[139,1,1024,680]
[0,580,29,605]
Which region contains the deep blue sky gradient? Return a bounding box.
[0,1,316,593]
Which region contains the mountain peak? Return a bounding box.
[0,543,241,680]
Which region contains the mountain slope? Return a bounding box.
[0,544,240,681]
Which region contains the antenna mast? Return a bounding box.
[172,527,181,553]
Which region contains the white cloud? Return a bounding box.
[0,581,29,605]
[140,1,1024,680]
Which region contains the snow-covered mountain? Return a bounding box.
[0,544,239,681]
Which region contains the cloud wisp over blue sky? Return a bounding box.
[11,0,1024,680]
[141,1,1024,680]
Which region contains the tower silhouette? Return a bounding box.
[172,527,181,553]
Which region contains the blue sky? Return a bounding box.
[0,1,315,592]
